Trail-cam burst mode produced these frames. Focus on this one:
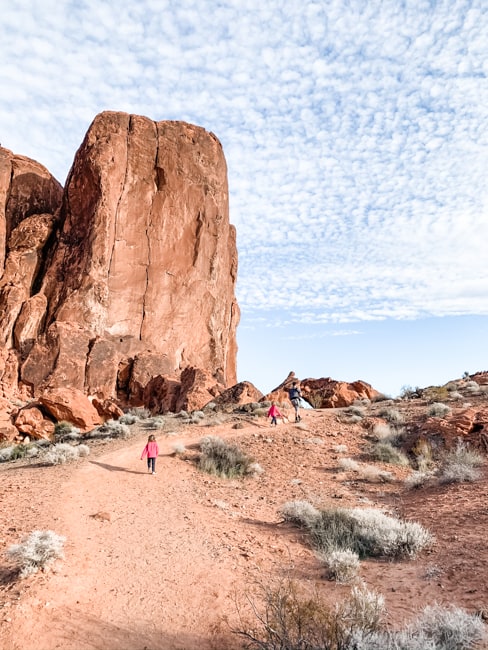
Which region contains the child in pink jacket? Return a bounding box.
[267,402,282,426]
[141,434,159,474]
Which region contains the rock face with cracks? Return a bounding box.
[0,112,240,434]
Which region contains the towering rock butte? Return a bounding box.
[0,111,240,426]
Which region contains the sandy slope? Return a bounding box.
[1,406,488,650]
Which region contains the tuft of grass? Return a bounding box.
[128,407,151,419]
[438,441,484,484]
[198,435,255,478]
[7,530,66,578]
[338,457,393,482]
[370,441,410,466]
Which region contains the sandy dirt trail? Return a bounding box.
[2,431,248,650]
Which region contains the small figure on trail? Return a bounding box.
[141,434,159,475]
[267,401,282,426]
[287,381,302,422]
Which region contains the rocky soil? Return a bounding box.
[1,389,488,650]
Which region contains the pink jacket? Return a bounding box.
[141,441,159,459]
[267,405,282,418]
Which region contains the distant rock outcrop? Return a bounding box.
[266,371,381,408]
[0,112,240,437]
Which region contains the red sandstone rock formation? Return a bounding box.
[211,381,264,409]
[0,112,240,431]
[266,371,381,408]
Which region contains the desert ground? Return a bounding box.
[1,390,488,650]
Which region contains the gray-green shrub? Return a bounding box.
[371,441,410,466]
[308,507,433,559]
[427,402,451,418]
[379,407,404,425]
[198,435,254,478]
[318,548,360,583]
[279,500,320,528]
[7,530,66,578]
[43,443,90,465]
[438,441,484,484]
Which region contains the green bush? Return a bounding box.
[198,435,254,478]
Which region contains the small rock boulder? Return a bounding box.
[14,406,55,440]
[38,387,102,432]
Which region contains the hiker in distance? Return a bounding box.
[287,381,302,422]
[267,401,283,426]
[141,434,159,475]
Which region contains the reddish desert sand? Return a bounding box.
[1,398,488,650]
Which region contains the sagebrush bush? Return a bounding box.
[7,530,66,578]
[279,500,320,528]
[198,435,254,478]
[427,402,451,418]
[43,443,90,465]
[234,577,484,650]
[87,420,131,439]
[0,445,15,462]
[371,441,410,466]
[119,413,139,425]
[308,507,433,559]
[318,548,360,583]
[438,441,484,484]
[409,604,486,649]
[54,421,81,440]
[379,407,404,425]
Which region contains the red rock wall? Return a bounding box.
[0,112,239,415]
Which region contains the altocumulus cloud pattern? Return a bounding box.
[0,0,487,330]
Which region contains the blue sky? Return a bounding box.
[1,0,487,397]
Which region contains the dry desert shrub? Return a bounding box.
[119,413,139,425]
[54,421,81,441]
[43,443,90,465]
[308,507,433,559]
[198,435,255,478]
[7,530,66,578]
[338,457,393,482]
[427,402,451,418]
[317,548,360,583]
[87,420,131,440]
[378,407,405,425]
[405,470,436,489]
[370,441,410,466]
[279,500,321,528]
[437,441,484,484]
[233,576,384,650]
[128,406,151,419]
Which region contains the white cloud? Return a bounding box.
[0,0,487,329]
